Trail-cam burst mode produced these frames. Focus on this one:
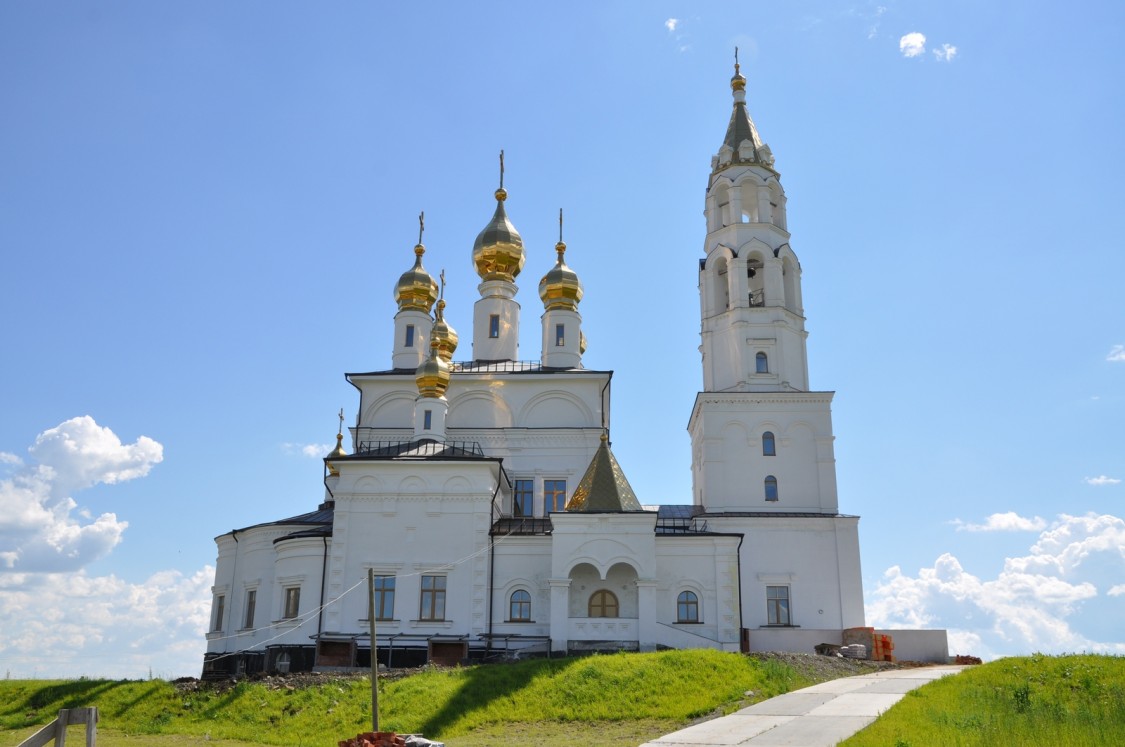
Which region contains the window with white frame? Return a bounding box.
[211,594,225,632]
[489,314,500,338]
[766,585,790,626]
[762,431,776,456]
[420,575,446,621]
[283,587,300,619]
[405,324,415,347]
[555,323,565,346]
[513,479,533,517]
[764,475,779,502]
[243,589,256,629]
[509,589,531,621]
[677,591,699,623]
[755,351,769,373]
[373,575,396,620]
[544,479,567,512]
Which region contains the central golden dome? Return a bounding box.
[394,244,439,312]
[538,241,583,310]
[472,188,525,282]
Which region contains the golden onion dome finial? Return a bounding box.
[415,335,451,398]
[394,211,439,312]
[472,151,525,282]
[431,269,459,362]
[325,408,348,476]
[539,208,583,311]
[731,46,746,92]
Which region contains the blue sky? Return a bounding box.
[1,1,1122,678]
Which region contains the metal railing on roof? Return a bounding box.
[354,438,485,457]
[491,517,553,536]
[452,360,544,373]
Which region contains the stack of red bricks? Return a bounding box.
[843,626,896,662]
[871,633,895,663]
[338,732,407,747]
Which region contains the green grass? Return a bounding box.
[841,654,1125,747]
[0,649,814,747]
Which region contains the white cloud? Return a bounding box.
[282,442,333,458]
[899,32,926,58]
[867,513,1125,660]
[0,452,21,466]
[1109,584,1125,597]
[954,511,1047,532]
[665,18,679,32]
[1085,475,1121,486]
[1107,345,1125,362]
[0,417,162,572]
[0,566,213,679]
[933,43,957,62]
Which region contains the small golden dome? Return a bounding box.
[731,47,747,92]
[394,244,439,312]
[472,188,525,282]
[431,299,458,362]
[325,432,347,477]
[415,337,450,398]
[538,240,583,310]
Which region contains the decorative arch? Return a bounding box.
[353,475,386,493]
[447,390,513,428]
[363,392,415,429]
[441,475,473,493]
[518,390,594,427]
[396,475,429,494]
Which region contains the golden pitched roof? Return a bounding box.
[565,434,643,512]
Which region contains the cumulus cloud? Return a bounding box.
[0,566,213,679]
[1085,475,1121,486]
[954,512,1048,532]
[1109,584,1125,597]
[933,43,957,62]
[867,513,1125,659]
[0,452,21,466]
[0,417,163,572]
[899,32,926,58]
[282,442,333,458]
[1107,344,1125,362]
[665,18,679,32]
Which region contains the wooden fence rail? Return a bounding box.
[17,707,97,747]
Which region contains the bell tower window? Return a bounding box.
[764,475,779,502]
[489,314,500,338]
[762,432,776,456]
[755,352,769,373]
[405,324,415,347]
[556,323,565,346]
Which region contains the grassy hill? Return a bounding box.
[841,653,1125,747]
[0,649,833,747]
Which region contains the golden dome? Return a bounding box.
[394,244,439,312]
[538,240,583,310]
[472,187,525,283]
[431,299,458,362]
[415,337,450,398]
[731,47,746,92]
[325,432,347,477]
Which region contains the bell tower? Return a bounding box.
[689,56,839,515]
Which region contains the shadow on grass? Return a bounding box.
[413,657,583,738]
[6,680,134,722]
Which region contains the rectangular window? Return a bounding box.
[766,585,790,626]
[405,324,415,347]
[212,595,225,632]
[544,479,567,512]
[555,323,565,346]
[420,575,447,621]
[423,409,432,430]
[513,479,534,517]
[283,587,300,619]
[243,590,256,629]
[373,575,396,620]
[489,314,500,338]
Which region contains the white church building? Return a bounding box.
[203,65,946,676]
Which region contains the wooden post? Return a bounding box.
[17,707,96,747]
[368,568,379,732]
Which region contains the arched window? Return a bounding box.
[764,475,779,502]
[509,590,531,621]
[589,590,619,618]
[755,352,769,373]
[677,591,699,623]
[762,431,776,456]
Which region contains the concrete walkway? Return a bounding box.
[640,665,966,747]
